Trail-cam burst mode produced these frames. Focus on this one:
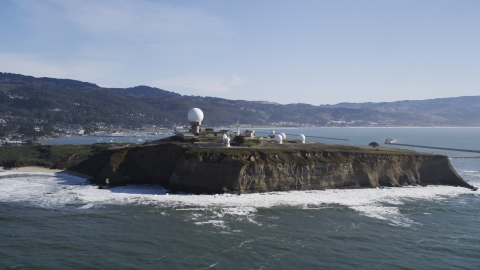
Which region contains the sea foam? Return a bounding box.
[0,171,478,227]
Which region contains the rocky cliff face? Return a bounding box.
[67,143,475,193]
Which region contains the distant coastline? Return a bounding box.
[3,72,480,145]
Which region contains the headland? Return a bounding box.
[0,136,476,193]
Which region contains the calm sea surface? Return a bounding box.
[2,128,480,269]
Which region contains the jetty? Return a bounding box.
[385,138,480,154]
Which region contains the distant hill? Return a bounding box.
[327,96,480,126]
[1,72,480,133]
[0,72,100,90]
[332,96,480,115]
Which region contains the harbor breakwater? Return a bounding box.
[385,139,480,153]
[55,142,475,193]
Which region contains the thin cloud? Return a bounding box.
[4,0,235,88]
[0,52,119,85]
[16,0,231,41]
[154,74,246,95]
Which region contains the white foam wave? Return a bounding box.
[351,205,415,227]
[0,171,478,227]
[195,220,228,229]
[461,170,479,175]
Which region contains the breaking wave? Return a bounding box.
[1,171,478,228]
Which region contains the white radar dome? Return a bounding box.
[275,134,283,144]
[280,133,286,140]
[298,134,306,143]
[188,108,204,123]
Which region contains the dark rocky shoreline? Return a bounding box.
[56,141,476,193]
[1,140,475,193]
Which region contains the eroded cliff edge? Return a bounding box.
[61,142,476,193]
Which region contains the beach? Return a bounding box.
[0,166,92,179]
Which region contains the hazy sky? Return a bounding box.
[1,0,479,105]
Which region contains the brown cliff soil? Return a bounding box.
[1,140,473,193]
[60,140,475,193]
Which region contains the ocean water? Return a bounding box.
[2,128,480,269]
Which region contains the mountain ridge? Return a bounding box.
[1,72,480,133]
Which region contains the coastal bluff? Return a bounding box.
[56,140,475,193]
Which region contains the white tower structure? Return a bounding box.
[223,134,231,147]
[188,108,204,135]
[275,134,283,144]
[298,134,306,143]
[233,121,242,136]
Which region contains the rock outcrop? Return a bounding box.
[66,142,475,193]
